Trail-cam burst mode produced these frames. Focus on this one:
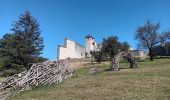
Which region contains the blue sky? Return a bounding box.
[0,0,170,60]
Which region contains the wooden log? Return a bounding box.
[0,60,74,96]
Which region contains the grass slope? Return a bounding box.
[9,59,170,100]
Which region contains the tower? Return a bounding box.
[85,35,96,58]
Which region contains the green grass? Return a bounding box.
[8,59,170,100]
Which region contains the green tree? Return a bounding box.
[101,36,129,59]
[120,42,130,51]
[0,11,45,73]
[91,36,130,62]
[91,51,103,63]
[11,11,44,58]
[0,34,24,70]
[102,36,120,59]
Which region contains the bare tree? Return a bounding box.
[135,21,160,61]
[160,31,170,42]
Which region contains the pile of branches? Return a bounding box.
[0,60,74,94]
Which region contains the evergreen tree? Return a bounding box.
[0,11,45,72]
[0,34,25,70]
[11,11,44,59]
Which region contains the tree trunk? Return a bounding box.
[149,48,154,61]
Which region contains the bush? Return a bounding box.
[91,51,103,63]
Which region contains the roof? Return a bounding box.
[85,34,94,39]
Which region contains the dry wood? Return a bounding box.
[111,52,137,71]
[0,60,73,98]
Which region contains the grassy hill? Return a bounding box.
[8,59,170,100]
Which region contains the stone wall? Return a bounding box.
[75,42,85,58]
[58,38,85,60]
[129,50,148,59]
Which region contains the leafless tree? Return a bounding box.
[135,21,160,61]
[135,20,170,61]
[160,31,170,42]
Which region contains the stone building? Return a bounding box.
[153,42,170,56]
[57,35,98,60]
[85,35,98,57]
[57,35,149,60]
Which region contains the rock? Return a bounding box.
[89,67,102,75]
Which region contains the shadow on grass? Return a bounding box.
[103,67,135,72]
[119,67,131,69]
[104,68,111,72]
[154,56,170,59]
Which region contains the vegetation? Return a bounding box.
[92,36,129,63]
[91,51,103,63]
[102,36,129,58]
[135,20,170,61]
[8,58,170,100]
[0,11,46,75]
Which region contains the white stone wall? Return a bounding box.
[129,50,148,59]
[58,39,85,60]
[75,42,85,58]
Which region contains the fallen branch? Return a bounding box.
[0,60,74,98]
